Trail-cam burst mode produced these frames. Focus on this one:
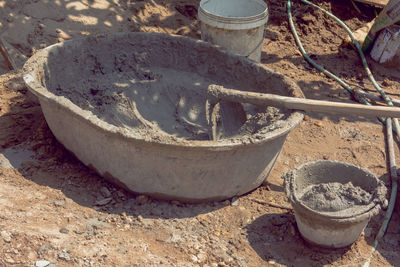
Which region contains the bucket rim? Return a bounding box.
[199,0,268,20]
[22,32,304,150]
[198,0,269,30]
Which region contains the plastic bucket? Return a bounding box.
[283,161,387,248]
[198,0,269,62]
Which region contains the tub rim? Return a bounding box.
[22,32,304,150]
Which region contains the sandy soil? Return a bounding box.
[1,0,400,266]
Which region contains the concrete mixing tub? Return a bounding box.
[23,32,303,202]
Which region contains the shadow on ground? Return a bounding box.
[19,140,224,220]
[246,211,350,266]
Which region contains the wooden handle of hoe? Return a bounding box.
[207,85,400,118]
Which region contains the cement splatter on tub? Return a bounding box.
[299,182,372,212]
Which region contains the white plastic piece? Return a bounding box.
[370,25,400,64]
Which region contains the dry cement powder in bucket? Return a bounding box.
[198,0,269,62]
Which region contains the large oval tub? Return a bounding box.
[23,32,304,202]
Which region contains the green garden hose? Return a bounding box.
[363,117,398,267]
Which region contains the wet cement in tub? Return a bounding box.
[51,65,290,142]
[299,182,372,212]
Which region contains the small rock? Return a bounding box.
[222,200,230,206]
[231,197,239,206]
[268,259,276,265]
[35,260,51,267]
[137,215,143,222]
[28,251,36,260]
[58,250,71,261]
[37,244,52,255]
[382,199,389,210]
[214,249,233,263]
[191,255,199,262]
[382,79,392,87]
[73,229,84,235]
[314,121,323,127]
[100,187,112,198]
[136,195,148,204]
[1,230,12,243]
[54,200,65,207]
[168,233,182,243]
[57,30,71,40]
[59,228,69,234]
[5,257,15,264]
[197,252,207,263]
[95,197,112,206]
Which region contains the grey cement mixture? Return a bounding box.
[299,182,372,212]
[52,65,289,142]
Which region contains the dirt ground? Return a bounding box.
[1,0,400,266]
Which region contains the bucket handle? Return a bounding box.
[245,38,264,59]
